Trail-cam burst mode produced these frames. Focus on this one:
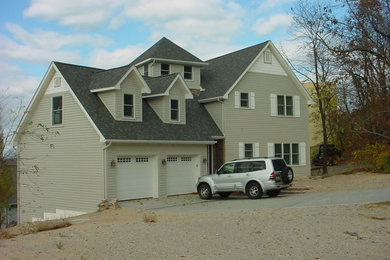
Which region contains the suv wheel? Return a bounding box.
[281,167,294,184]
[198,183,212,200]
[246,182,263,199]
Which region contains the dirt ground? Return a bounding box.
[1,170,390,260]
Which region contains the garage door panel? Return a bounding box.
[167,156,199,195]
[117,156,154,200]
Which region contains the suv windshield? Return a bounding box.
[272,159,287,171]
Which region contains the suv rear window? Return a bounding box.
[272,159,287,171]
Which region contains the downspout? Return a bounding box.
[103,141,112,200]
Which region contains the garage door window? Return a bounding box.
[181,157,192,161]
[117,157,131,163]
[167,157,178,162]
[136,157,149,162]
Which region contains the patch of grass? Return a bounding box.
[56,241,63,249]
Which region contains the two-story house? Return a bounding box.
[13,37,313,223]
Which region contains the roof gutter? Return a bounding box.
[198,96,226,103]
[105,139,217,145]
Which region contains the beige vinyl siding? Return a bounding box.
[97,91,116,118]
[115,72,143,121]
[249,47,287,76]
[222,72,310,176]
[17,90,105,223]
[106,143,207,199]
[148,96,166,122]
[204,101,223,131]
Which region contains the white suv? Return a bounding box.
[196,158,293,199]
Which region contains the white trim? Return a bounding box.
[238,142,244,159]
[293,95,300,117]
[12,62,57,145]
[299,142,306,166]
[254,142,260,157]
[105,139,217,145]
[267,143,275,157]
[270,94,277,116]
[135,58,208,67]
[250,92,255,109]
[235,91,240,108]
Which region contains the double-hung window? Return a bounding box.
[123,94,134,118]
[277,95,293,116]
[244,143,253,158]
[161,63,169,75]
[52,96,62,125]
[235,91,255,109]
[274,143,299,165]
[184,66,192,80]
[239,142,259,159]
[170,99,179,121]
[240,92,249,108]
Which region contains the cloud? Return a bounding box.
[89,45,146,69]
[23,0,124,30]
[253,13,293,36]
[0,23,112,64]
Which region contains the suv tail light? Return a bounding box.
[268,172,276,181]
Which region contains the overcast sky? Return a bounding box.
[0,0,300,107]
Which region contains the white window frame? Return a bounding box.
[183,65,193,80]
[123,93,135,118]
[235,91,255,109]
[270,94,300,117]
[239,142,259,159]
[268,142,306,166]
[170,98,179,121]
[52,96,63,126]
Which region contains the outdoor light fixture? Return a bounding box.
[110,159,116,167]
[203,158,207,164]
[162,159,166,165]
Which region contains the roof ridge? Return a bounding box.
[206,40,269,62]
[53,61,103,71]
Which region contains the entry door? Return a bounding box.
[116,156,154,200]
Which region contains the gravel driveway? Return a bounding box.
[1,171,389,260]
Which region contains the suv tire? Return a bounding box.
[281,167,294,184]
[198,183,212,200]
[246,182,263,199]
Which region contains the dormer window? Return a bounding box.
[123,94,134,117]
[170,99,179,121]
[184,66,192,80]
[161,63,170,75]
[144,64,148,76]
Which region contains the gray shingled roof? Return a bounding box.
[54,62,222,142]
[143,73,178,96]
[131,37,204,65]
[199,41,268,100]
[89,65,130,90]
[89,37,204,91]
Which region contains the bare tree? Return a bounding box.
[288,0,339,174]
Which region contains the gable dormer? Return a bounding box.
[143,73,192,124]
[90,66,151,122]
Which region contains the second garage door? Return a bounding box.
[117,156,155,200]
[167,155,199,195]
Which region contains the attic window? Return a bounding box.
[123,94,134,118]
[53,77,61,88]
[184,66,192,80]
[264,51,272,64]
[144,64,148,76]
[161,63,170,75]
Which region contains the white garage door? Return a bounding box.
[117,156,155,200]
[167,156,199,195]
